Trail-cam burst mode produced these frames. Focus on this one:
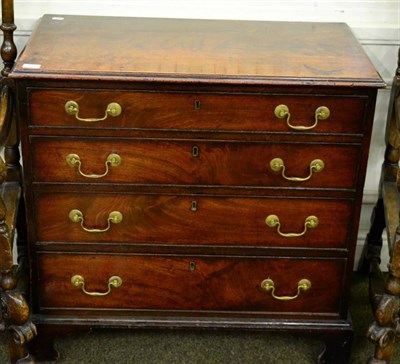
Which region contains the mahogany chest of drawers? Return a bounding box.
[9,15,384,363]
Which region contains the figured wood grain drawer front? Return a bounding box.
[35,193,353,249]
[31,137,360,189]
[38,253,345,314]
[29,90,366,134]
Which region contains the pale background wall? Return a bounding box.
[3,0,400,269]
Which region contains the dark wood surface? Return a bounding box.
[29,88,368,133]
[30,137,360,189]
[34,192,353,248]
[37,252,345,314]
[11,15,383,87]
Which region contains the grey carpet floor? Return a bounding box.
[0,272,398,363]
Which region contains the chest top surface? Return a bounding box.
[12,14,383,87]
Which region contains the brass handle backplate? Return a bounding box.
[265,214,318,238]
[71,275,122,296]
[66,153,121,179]
[261,278,311,301]
[69,209,123,233]
[65,100,122,123]
[270,158,324,182]
[274,104,330,131]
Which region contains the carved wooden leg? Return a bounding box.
[7,323,36,364]
[367,238,400,363]
[367,293,399,363]
[317,330,354,364]
[1,269,36,364]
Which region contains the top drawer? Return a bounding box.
[28,89,367,134]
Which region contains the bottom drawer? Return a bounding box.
[37,253,346,315]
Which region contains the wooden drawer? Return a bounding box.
[29,89,367,134]
[35,192,353,249]
[37,252,345,314]
[31,137,360,189]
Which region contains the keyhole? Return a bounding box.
[194,99,201,110]
[189,261,196,271]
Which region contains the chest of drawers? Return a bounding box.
[9,15,384,363]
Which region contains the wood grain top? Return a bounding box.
[12,15,384,87]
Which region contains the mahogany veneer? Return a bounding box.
[8,14,384,363]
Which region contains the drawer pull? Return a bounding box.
[66,153,121,179]
[274,104,330,130]
[265,214,318,238]
[71,275,122,297]
[65,100,122,123]
[261,278,311,301]
[270,158,324,182]
[69,209,123,233]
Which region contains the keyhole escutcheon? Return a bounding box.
[192,146,200,158]
[191,201,198,212]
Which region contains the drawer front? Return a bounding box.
[37,252,345,314]
[31,137,360,189]
[29,90,366,134]
[35,193,353,248]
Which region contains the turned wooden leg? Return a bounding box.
[317,330,354,364]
